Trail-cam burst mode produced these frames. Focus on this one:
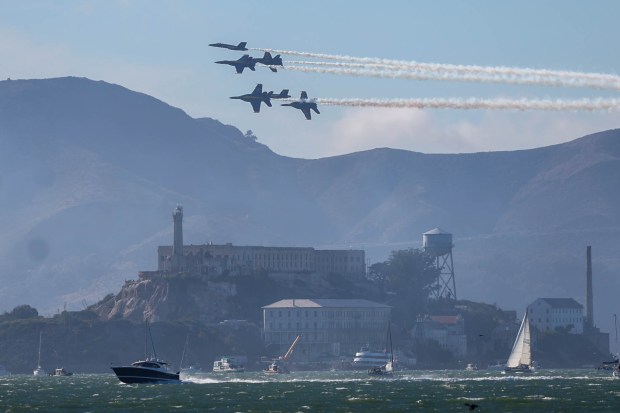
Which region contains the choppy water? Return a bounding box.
[1,369,619,412]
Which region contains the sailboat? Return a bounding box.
[611,314,620,378]
[179,333,204,377]
[368,324,394,376]
[33,331,46,377]
[504,312,533,373]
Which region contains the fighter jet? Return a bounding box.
[230,84,272,113]
[209,41,248,51]
[255,52,284,72]
[215,54,257,74]
[281,91,320,120]
[267,89,291,99]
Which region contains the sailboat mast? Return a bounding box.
[148,322,158,360]
[179,333,189,369]
[37,331,42,367]
[615,314,618,358]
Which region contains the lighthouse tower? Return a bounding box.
[171,205,184,273]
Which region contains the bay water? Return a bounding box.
[1,369,619,412]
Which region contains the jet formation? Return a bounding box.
[211,41,320,119]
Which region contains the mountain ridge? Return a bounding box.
[1,77,619,336]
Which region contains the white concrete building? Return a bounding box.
[262,299,391,362]
[413,315,467,358]
[527,298,584,334]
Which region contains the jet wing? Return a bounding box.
[235,65,245,74]
[250,101,262,113]
[252,84,263,94]
[301,107,312,120]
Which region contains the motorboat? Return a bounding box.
[213,357,245,373]
[112,358,179,384]
[111,321,180,384]
[487,361,506,371]
[264,335,301,375]
[264,359,289,374]
[465,363,478,371]
[51,367,73,377]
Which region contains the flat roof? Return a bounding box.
[263,299,390,309]
[537,298,583,309]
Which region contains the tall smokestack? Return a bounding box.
[585,245,594,331]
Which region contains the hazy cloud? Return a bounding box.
[323,107,620,156]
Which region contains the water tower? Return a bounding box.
[422,228,456,300]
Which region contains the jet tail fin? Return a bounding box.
[238,42,247,49]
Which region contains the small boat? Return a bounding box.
[213,357,245,373]
[111,321,180,384]
[178,333,205,377]
[180,363,205,376]
[33,331,46,377]
[264,359,289,374]
[504,312,533,374]
[51,367,73,377]
[264,335,301,374]
[0,365,10,376]
[465,363,478,371]
[487,361,506,371]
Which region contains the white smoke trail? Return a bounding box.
[279,64,620,91]
[315,97,620,111]
[254,48,620,86]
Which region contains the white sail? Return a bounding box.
[506,313,531,368]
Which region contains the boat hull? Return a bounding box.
[504,365,533,374]
[111,366,180,384]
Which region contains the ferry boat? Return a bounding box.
[352,346,393,369]
[213,357,245,373]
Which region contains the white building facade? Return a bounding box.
[527,298,584,334]
[262,299,391,362]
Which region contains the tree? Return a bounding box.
[6,304,39,319]
[375,249,439,327]
[244,130,257,141]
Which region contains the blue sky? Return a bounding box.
[1,0,619,158]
